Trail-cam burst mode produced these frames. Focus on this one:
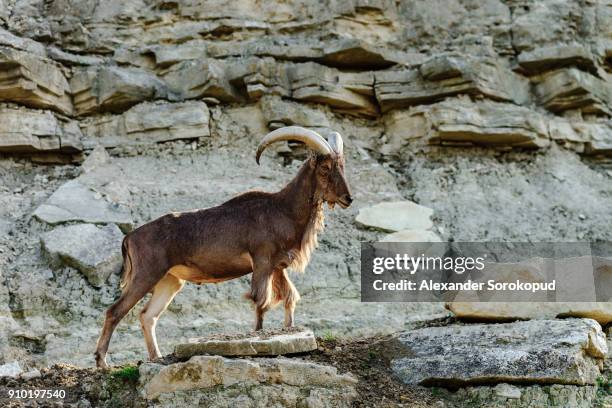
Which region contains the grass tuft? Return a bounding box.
[322,331,337,342]
[110,365,140,383]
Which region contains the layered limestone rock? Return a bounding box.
[391,319,607,386]
[0,106,82,153]
[581,121,612,154]
[375,55,530,112]
[260,95,330,129]
[381,98,550,153]
[548,119,612,154]
[81,101,210,148]
[163,59,241,102]
[0,46,72,115]
[41,223,124,287]
[0,0,609,162]
[147,36,412,70]
[287,62,378,117]
[71,66,168,116]
[0,27,46,56]
[174,328,317,358]
[534,69,612,116]
[319,38,417,69]
[517,44,597,74]
[226,57,290,100]
[139,355,357,404]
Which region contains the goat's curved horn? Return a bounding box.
[255,126,333,164]
[327,132,343,156]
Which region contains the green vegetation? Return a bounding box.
[596,374,611,393]
[322,331,337,342]
[110,365,140,383]
[99,365,141,408]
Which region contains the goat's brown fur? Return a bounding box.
[94,148,351,368]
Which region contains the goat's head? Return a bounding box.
[255,126,352,208]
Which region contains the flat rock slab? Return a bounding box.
[447,302,612,326]
[380,229,441,243]
[174,327,317,358]
[355,201,434,232]
[41,223,124,287]
[33,180,132,231]
[391,319,607,387]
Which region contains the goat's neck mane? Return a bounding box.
[279,157,324,273]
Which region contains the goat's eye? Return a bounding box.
[321,164,331,174]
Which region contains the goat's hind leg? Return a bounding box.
[273,269,300,327]
[95,282,153,368]
[140,273,185,361]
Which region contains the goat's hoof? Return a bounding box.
[95,359,109,369]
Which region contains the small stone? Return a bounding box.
[494,383,522,399]
[356,201,434,232]
[0,361,22,378]
[41,223,124,287]
[20,369,41,380]
[82,145,111,173]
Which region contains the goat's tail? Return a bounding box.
[119,236,133,292]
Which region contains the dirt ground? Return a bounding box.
[0,364,140,408]
[0,332,455,408]
[309,336,451,408]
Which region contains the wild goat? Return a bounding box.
[94,126,352,368]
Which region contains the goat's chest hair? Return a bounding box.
[288,201,325,273]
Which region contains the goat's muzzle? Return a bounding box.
[337,194,353,209]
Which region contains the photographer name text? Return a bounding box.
[371,254,556,293]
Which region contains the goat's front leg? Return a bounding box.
[248,256,274,331]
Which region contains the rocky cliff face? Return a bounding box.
[0,0,611,157]
[0,1,611,407]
